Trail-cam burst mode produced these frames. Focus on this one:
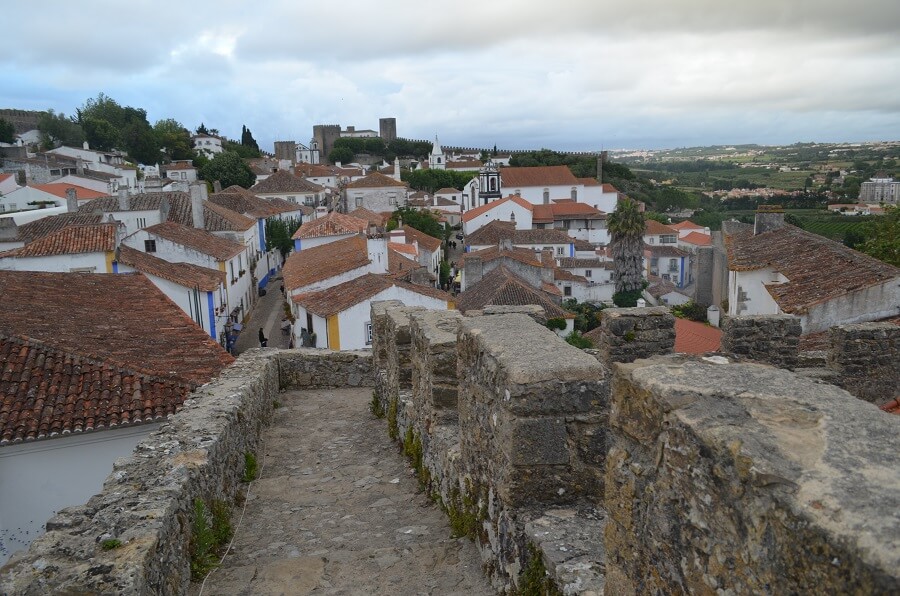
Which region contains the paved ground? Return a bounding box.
[194,387,494,596]
[234,276,291,355]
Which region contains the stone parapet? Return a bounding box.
[0,350,281,595]
[826,322,900,405]
[458,314,608,509]
[606,355,900,595]
[721,314,801,368]
[596,306,675,365]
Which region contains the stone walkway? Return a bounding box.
[194,387,494,596]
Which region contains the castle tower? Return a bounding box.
[428,136,446,170]
[477,159,502,206]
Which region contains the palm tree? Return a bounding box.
[607,197,645,305]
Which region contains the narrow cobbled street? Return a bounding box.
[193,387,494,595]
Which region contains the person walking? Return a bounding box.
[258,327,268,348]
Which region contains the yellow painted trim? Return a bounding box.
[105,251,115,273]
[326,315,341,350]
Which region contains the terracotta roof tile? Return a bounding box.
[293,211,368,239]
[32,183,109,201]
[0,223,118,258]
[456,266,570,318]
[251,169,324,194]
[462,195,532,223]
[726,225,900,314]
[344,171,408,189]
[117,245,225,291]
[292,273,449,317]
[674,318,722,354]
[500,165,579,187]
[680,231,712,246]
[282,234,369,291]
[145,221,244,260]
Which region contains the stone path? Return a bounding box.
[194,387,494,596]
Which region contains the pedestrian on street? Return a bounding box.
[258,327,268,348]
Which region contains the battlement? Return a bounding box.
[2,310,897,594]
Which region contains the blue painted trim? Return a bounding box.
[258,218,266,252]
[206,291,216,339]
[259,272,270,289]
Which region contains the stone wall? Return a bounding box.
[0,349,373,595]
[606,355,900,594]
[826,322,900,405]
[595,306,675,366]
[721,314,801,368]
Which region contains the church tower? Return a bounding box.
[428,136,446,170]
[477,159,502,206]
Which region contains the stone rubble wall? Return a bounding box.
[721,314,801,368]
[606,355,900,595]
[825,322,900,405]
[596,306,675,366]
[0,349,373,595]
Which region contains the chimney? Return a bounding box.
[464,256,483,289]
[117,188,129,211]
[190,183,205,229]
[0,217,18,242]
[65,187,78,213]
[76,157,84,176]
[754,204,785,235]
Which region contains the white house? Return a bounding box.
[116,245,228,340]
[0,270,233,565]
[292,273,452,350]
[725,209,900,333]
[192,133,224,157]
[0,222,120,273]
[342,172,409,213]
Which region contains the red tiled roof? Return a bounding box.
[461,195,532,223]
[397,225,442,252]
[0,223,118,258]
[344,171,408,189]
[644,220,679,235]
[674,318,722,354]
[680,231,712,246]
[117,245,225,291]
[32,183,109,201]
[293,211,367,240]
[0,270,233,443]
[671,220,704,231]
[456,266,571,318]
[292,273,450,317]
[500,165,579,187]
[725,225,900,314]
[250,169,324,194]
[282,234,369,291]
[145,221,244,260]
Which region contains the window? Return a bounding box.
[144,239,156,252]
[137,217,147,228]
[365,322,373,345]
[564,286,572,297]
[585,270,592,278]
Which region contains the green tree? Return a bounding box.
[859,205,900,266]
[0,118,14,143]
[199,151,255,189]
[37,110,85,149]
[154,118,194,161]
[328,146,354,165]
[608,197,646,306]
[240,125,259,152]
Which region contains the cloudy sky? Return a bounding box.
[3,1,899,152]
